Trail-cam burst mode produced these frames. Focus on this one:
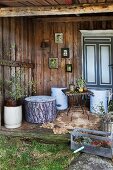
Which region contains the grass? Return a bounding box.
[0,135,77,170]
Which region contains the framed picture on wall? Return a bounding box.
[66,64,72,72]
[48,58,58,69]
[61,48,69,58]
[55,33,63,43]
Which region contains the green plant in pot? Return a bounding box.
[4,72,24,106]
[0,71,25,129]
[0,69,37,129]
[76,77,86,92]
[1,71,37,106]
[108,100,113,115]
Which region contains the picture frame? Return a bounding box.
[66,64,72,72]
[48,58,58,69]
[61,48,69,58]
[55,33,63,43]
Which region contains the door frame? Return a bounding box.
[80,30,113,96]
[80,30,113,77]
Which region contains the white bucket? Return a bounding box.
[51,87,68,110]
[90,89,108,115]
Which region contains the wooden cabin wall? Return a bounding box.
[34,21,80,95]
[0,17,34,127]
[0,16,113,127]
[34,18,113,96]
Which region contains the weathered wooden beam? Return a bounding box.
[35,15,113,22]
[0,59,35,68]
[0,128,70,144]
[0,3,113,17]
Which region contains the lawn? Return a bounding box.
[0,135,77,170]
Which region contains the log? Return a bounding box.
[0,128,70,144]
[0,3,113,17]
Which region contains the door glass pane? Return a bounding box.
[100,45,110,84]
[86,45,96,83]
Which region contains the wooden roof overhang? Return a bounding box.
[0,0,113,17]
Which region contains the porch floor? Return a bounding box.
[0,107,101,144]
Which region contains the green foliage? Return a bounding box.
[0,44,37,101]
[92,101,106,115]
[0,71,24,101]
[8,71,24,101]
[0,70,37,102]
[76,77,86,88]
[27,80,37,95]
[108,100,113,112]
[0,135,74,170]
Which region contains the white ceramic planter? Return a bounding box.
[51,87,68,110]
[4,105,22,128]
[90,89,108,114]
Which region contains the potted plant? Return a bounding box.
[1,71,25,129]
[108,100,113,114]
[76,77,86,92]
[102,100,113,132]
[2,71,37,129]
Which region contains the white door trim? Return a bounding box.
[80,30,113,77]
[80,30,113,37]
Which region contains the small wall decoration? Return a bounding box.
[49,58,58,69]
[55,33,63,43]
[66,64,72,72]
[40,40,50,49]
[61,48,69,58]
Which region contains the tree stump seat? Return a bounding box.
[24,96,57,123]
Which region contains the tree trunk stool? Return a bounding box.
[24,96,57,123]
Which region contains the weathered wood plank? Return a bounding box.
[15,18,23,95]
[57,22,66,88]
[30,19,35,95]
[28,19,33,95]
[3,18,10,100]
[76,22,81,77]
[34,21,44,95]
[36,16,113,23]
[10,17,16,81]
[23,18,29,96]
[43,22,51,95]
[19,18,25,95]
[0,59,34,68]
[0,3,113,17]
[0,18,3,129]
[0,128,70,144]
[65,22,73,86]
[50,22,58,89]
[73,22,79,84]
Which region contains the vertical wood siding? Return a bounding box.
[0,17,34,127]
[34,19,82,95]
[0,16,113,128]
[34,19,113,97]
